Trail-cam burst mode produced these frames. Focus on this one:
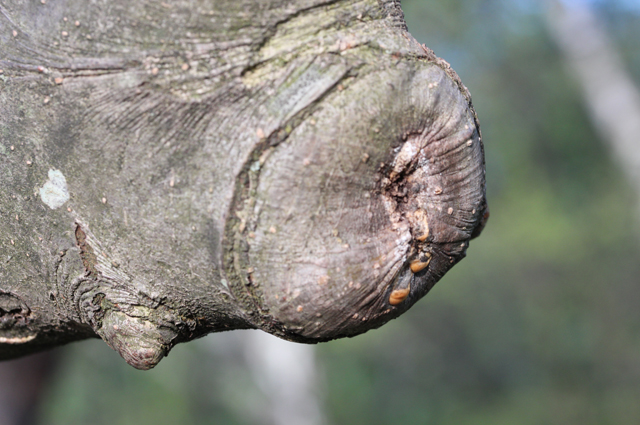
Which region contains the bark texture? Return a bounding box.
[0,0,488,369]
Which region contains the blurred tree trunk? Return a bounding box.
[0,0,487,370]
[0,352,56,425]
[546,0,640,209]
[242,331,326,425]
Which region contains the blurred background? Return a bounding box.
[2,0,640,424]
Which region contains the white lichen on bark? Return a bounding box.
[39,169,70,210]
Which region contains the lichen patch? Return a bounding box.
[39,169,70,209]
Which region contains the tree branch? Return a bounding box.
[0,0,487,369]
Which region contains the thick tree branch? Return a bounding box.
[0,0,487,369]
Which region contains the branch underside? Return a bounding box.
[0,0,487,369]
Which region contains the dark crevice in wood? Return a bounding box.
[74,224,98,277]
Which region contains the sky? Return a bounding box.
[559,0,640,11]
[511,0,640,13]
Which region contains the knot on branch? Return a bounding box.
[222,58,488,344]
[72,222,182,370]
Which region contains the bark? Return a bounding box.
[0,0,488,369]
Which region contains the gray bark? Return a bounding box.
[0,0,487,369]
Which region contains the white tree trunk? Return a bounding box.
[244,332,326,425]
[546,0,640,209]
